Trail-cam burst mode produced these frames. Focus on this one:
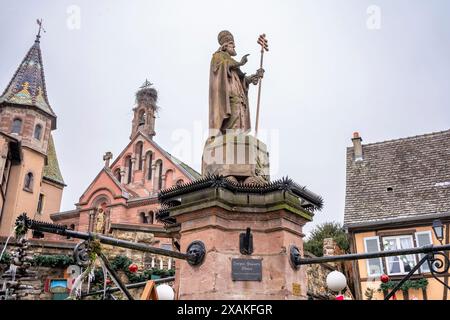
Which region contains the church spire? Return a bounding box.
[0,21,56,129]
[130,80,158,140]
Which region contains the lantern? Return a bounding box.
[432,219,444,244]
[156,284,175,300]
[326,271,347,293]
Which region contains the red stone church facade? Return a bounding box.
[49,81,200,253]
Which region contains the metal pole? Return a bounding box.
[98,252,134,300]
[297,244,450,265]
[23,216,188,260]
[384,255,428,300]
[81,276,175,298]
[255,48,264,138]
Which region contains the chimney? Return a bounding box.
[351,132,363,161]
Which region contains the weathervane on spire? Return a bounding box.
[140,79,153,89]
[36,19,46,42]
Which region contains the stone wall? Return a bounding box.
[1,232,174,300]
[0,240,73,300]
[103,229,175,270]
[305,238,355,300]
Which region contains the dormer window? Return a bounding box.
[34,124,42,140]
[12,118,22,134]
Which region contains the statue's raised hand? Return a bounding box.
[240,54,250,66]
[256,68,265,78]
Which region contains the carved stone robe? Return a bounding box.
[209,50,251,135]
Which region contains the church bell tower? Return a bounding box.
[130,80,158,140]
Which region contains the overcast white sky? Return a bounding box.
[1,0,449,235]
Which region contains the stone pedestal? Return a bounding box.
[159,178,322,300]
[202,133,270,184]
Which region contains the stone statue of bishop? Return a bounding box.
[209,30,264,136]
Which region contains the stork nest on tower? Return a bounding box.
[136,86,159,112]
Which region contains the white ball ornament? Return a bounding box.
[326,271,347,293]
[156,284,175,300]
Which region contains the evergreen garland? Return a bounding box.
[92,255,175,287]
[379,278,428,292]
[33,255,75,268]
[1,252,175,284]
[0,253,74,268]
[0,252,11,264]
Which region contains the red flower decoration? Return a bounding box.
[380,274,390,283]
[128,264,138,273]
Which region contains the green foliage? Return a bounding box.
[1,253,74,268]
[1,251,174,287]
[32,255,75,268]
[110,255,132,270]
[379,278,428,292]
[303,222,349,257]
[91,255,175,288]
[0,252,11,265]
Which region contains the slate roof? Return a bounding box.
[344,129,450,228]
[165,151,201,180]
[0,36,56,127]
[43,134,65,186]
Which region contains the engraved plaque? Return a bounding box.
[231,258,262,281]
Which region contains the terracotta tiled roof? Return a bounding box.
[344,129,450,227]
[0,36,56,123]
[43,134,65,186]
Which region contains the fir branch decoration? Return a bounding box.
[91,254,175,287]
[379,278,428,292]
[33,254,75,268]
[1,253,74,268]
[0,252,11,265]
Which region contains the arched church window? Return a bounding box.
[34,124,42,140]
[148,211,154,224]
[140,212,148,224]
[114,168,121,183]
[24,172,34,191]
[126,156,132,184]
[176,179,184,186]
[37,193,44,214]
[146,151,153,180]
[136,142,143,170]
[155,160,163,190]
[12,118,22,134]
[138,109,146,126]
